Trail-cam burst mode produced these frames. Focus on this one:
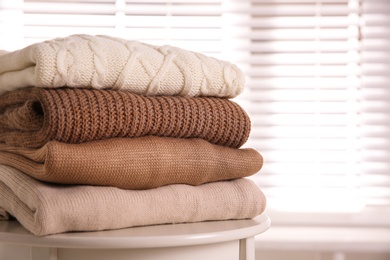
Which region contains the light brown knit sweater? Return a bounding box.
[0,136,263,189]
[0,88,251,148]
[0,165,266,236]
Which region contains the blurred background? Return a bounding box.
[0,0,389,259]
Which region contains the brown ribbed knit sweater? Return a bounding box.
[0,136,263,189]
[0,88,251,148]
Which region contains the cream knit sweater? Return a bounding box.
[0,35,244,97]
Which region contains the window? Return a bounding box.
[1,0,389,226]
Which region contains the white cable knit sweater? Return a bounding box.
[0,34,245,97]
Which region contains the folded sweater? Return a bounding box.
[0,34,244,97]
[0,88,250,148]
[0,136,263,189]
[0,165,266,236]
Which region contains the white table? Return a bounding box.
[0,214,270,260]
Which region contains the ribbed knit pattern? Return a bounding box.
[0,88,251,148]
[0,165,266,236]
[0,34,244,97]
[0,136,263,189]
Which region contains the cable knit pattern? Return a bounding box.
[0,88,251,148]
[0,165,266,236]
[0,136,263,189]
[0,34,245,97]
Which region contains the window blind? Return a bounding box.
[0,0,389,226]
[361,0,390,208]
[239,0,364,215]
[0,0,226,55]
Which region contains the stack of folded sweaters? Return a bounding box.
[0,34,266,236]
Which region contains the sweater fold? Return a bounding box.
[0,88,251,148]
[0,136,263,189]
[0,165,266,236]
[0,34,244,97]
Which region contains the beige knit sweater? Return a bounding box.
[0,165,266,236]
[0,34,244,97]
[0,136,263,189]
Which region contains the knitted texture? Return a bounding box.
[0,208,9,221]
[0,88,251,148]
[0,34,244,97]
[0,165,266,236]
[0,136,263,189]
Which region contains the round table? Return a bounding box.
[0,214,270,260]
